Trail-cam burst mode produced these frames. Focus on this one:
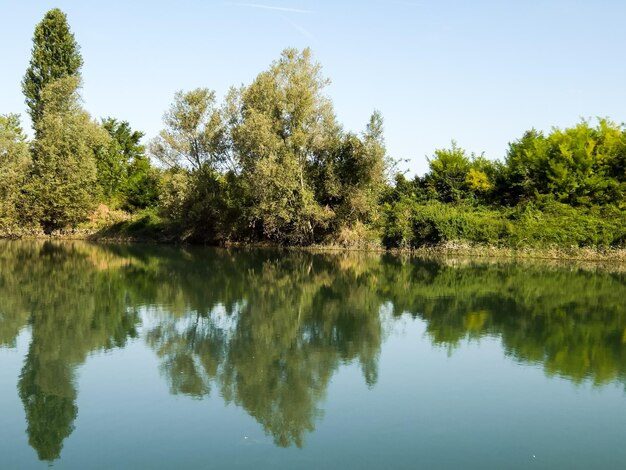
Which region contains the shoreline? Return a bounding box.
[3,230,626,263]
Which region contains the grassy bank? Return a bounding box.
[380,200,626,250]
[2,200,625,263]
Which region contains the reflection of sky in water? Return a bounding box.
[140,302,245,340]
[0,242,626,468]
[4,315,626,469]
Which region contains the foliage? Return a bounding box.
[0,114,31,232]
[156,167,245,242]
[24,76,109,233]
[22,8,83,127]
[421,143,501,204]
[98,118,159,210]
[149,88,227,172]
[123,154,160,210]
[97,207,173,241]
[146,48,388,244]
[503,120,626,207]
[231,48,338,243]
[158,169,192,221]
[380,199,507,247]
[4,9,626,247]
[380,198,626,249]
[424,141,472,202]
[319,111,387,231]
[378,120,626,249]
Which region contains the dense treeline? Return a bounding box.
[149,48,387,244]
[0,9,157,236]
[1,9,625,247]
[381,122,626,248]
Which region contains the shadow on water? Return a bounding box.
[0,241,625,461]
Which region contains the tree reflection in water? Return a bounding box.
[0,241,625,460]
[1,241,139,461]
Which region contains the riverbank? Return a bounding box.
[299,242,626,263]
[1,202,625,262]
[4,228,626,264]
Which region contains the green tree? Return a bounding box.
[149,89,233,238]
[0,114,31,232]
[124,154,160,210]
[146,48,391,245]
[97,118,143,201]
[22,8,83,128]
[232,48,339,243]
[149,88,227,172]
[425,142,472,202]
[333,111,387,229]
[97,118,158,210]
[502,120,626,207]
[25,76,109,233]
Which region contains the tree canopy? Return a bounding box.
[25,76,109,233]
[22,8,83,127]
[0,114,30,231]
[0,9,624,249]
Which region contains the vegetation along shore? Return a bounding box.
[1,9,624,257]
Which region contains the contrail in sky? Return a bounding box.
[281,16,315,41]
[236,3,312,14]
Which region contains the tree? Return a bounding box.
[149,88,244,240]
[22,8,83,128]
[0,114,30,231]
[149,88,227,172]
[425,141,471,202]
[503,120,626,207]
[124,154,160,210]
[232,48,339,243]
[96,118,144,201]
[147,48,392,244]
[97,118,158,210]
[333,111,387,228]
[25,76,109,233]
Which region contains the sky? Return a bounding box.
[2,0,626,175]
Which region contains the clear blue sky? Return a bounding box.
[2,0,626,175]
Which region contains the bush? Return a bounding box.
[380,198,626,249]
[508,200,626,248]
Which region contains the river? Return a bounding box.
[1,241,625,469]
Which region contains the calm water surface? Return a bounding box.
[1,241,626,469]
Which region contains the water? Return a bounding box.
[1,240,625,469]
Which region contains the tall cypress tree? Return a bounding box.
[22,8,83,127]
